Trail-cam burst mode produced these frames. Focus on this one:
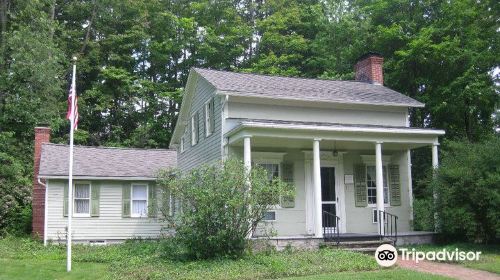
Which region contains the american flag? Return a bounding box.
[66,73,78,130]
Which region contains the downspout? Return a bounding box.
[38,177,48,246]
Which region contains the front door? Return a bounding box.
[321,167,337,229]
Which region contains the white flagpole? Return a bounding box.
[67,57,77,272]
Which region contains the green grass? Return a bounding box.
[0,236,464,280]
[411,243,500,274]
[280,268,452,279]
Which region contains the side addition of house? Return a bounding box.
[32,127,177,244]
[169,53,445,240]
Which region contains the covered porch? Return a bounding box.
[225,119,445,239]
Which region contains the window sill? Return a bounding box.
[73,214,91,218]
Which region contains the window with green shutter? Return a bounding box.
[354,164,368,207]
[148,183,157,218]
[63,183,69,217]
[280,163,295,208]
[389,165,401,206]
[122,183,131,217]
[91,182,100,217]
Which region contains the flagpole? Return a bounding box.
[67,57,77,272]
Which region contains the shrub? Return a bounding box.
[157,158,294,259]
[432,137,500,243]
[412,198,434,231]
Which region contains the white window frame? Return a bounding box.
[366,165,390,207]
[262,211,276,222]
[131,183,149,218]
[253,152,287,209]
[73,181,91,217]
[204,99,214,137]
[191,113,198,146]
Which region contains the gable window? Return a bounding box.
[191,112,199,146]
[131,184,148,217]
[74,183,91,216]
[366,166,389,205]
[205,98,215,137]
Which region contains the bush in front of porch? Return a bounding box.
[157,158,294,259]
[431,137,500,243]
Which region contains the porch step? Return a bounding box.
[337,240,393,249]
[324,238,395,254]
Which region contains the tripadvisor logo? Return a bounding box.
[375,244,398,267]
[374,244,482,267]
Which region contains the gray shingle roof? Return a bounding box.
[194,68,424,107]
[39,144,177,178]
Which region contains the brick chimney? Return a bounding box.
[354,52,384,85]
[32,126,51,238]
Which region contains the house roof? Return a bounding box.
[193,68,424,108]
[38,143,177,179]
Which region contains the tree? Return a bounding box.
[432,137,500,243]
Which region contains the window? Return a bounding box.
[372,208,378,223]
[74,183,90,216]
[263,211,276,221]
[191,113,199,146]
[258,163,280,182]
[366,166,389,205]
[205,99,214,137]
[180,136,185,153]
[131,184,148,217]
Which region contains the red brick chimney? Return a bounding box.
[354,52,384,85]
[33,126,51,238]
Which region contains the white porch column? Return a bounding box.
[243,136,252,238]
[243,136,252,173]
[432,143,439,169]
[432,143,439,232]
[375,141,385,235]
[313,138,323,237]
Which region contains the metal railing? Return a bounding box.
[378,210,398,243]
[322,210,340,245]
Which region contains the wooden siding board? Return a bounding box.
[46,180,164,241]
[178,78,222,171]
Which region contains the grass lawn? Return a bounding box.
[0,236,449,280]
[411,243,500,274]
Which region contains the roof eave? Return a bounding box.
[216,90,425,108]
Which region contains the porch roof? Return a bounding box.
[226,118,445,149]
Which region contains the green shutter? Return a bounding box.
[210,98,215,134]
[122,183,131,218]
[354,164,368,207]
[91,182,100,217]
[63,183,69,217]
[389,165,402,206]
[203,105,207,137]
[148,183,157,218]
[280,163,295,208]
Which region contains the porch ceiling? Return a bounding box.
[226,119,445,151]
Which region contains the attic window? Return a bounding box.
[191,112,199,146]
[205,98,215,137]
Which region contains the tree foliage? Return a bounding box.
[157,159,293,259]
[0,0,498,234]
[432,137,500,243]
